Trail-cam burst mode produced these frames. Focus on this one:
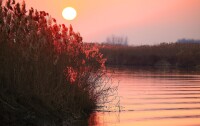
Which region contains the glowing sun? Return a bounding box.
[62,7,77,20]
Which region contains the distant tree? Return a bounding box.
[177,38,200,44]
[99,43,200,68]
[105,35,128,46]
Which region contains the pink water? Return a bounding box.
[89,68,200,126]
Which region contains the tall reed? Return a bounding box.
[0,0,110,125]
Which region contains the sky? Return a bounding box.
[15,0,200,45]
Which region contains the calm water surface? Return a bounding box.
[89,68,200,126]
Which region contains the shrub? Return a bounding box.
[0,0,108,125]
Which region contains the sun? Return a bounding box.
[62,7,77,20]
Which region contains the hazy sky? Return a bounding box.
[16,0,200,45]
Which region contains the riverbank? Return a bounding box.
[100,43,200,69]
[0,91,91,126]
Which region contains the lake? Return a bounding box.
[88,67,200,126]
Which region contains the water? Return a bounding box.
[89,67,200,126]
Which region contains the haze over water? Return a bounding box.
[89,67,200,126]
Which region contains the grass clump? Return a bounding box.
[0,0,109,125]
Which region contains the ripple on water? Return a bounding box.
[89,69,200,126]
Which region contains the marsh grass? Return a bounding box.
[0,0,112,125]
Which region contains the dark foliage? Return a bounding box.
[100,43,200,69]
[0,0,109,125]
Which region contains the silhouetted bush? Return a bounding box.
[0,0,109,125]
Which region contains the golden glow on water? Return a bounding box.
[89,68,200,126]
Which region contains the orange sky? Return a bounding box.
[16,0,200,45]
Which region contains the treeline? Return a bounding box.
[104,35,128,46]
[177,38,200,44]
[99,43,200,69]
